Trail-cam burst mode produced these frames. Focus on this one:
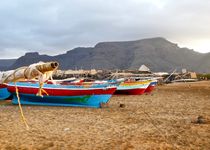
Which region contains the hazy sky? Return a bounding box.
[0,0,209,59]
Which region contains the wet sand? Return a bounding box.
[0,81,210,150]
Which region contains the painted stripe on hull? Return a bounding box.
[7,85,116,96]
[8,82,114,89]
[115,81,150,95]
[117,84,148,90]
[117,81,150,90]
[121,80,150,86]
[12,94,112,108]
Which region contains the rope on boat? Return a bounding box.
[36,82,49,97]
[41,88,49,96]
[14,81,48,130]
[0,61,58,130]
[15,82,29,130]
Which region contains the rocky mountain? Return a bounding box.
[0,59,16,71]
[3,37,210,72]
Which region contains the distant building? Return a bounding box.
[182,68,187,74]
[189,72,197,79]
[138,64,151,73]
[90,69,97,75]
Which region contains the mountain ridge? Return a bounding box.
[1,37,209,73]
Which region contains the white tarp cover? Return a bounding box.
[0,61,58,84]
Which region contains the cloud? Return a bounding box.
[0,0,210,58]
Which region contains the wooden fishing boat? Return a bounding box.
[115,80,151,95]
[7,82,116,108]
[0,84,11,100]
[144,79,158,93]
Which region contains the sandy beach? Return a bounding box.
[0,81,210,150]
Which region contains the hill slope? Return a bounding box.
[0,59,16,71]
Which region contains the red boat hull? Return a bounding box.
[0,84,7,88]
[144,85,155,93]
[114,88,146,95]
[8,86,116,96]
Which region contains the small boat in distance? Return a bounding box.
[114,79,151,95]
[7,82,116,108]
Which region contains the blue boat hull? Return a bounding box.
[8,82,116,108]
[12,94,112,108]
[0,87,11,100]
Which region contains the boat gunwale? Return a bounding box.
[7,84,117,91]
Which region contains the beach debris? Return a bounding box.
[64,128,70,131]
[119,103,125,108]
[192,115,207,124]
